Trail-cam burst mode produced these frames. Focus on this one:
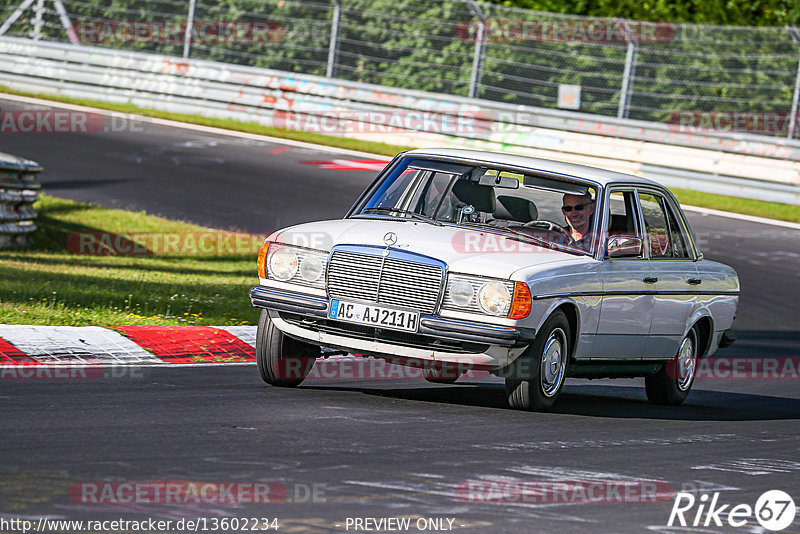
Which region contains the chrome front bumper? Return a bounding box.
[249,285,534,347]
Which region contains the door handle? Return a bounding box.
[643,276,658,284]
[687,278,702,285]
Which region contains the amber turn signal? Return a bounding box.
[256,240,271,279]
[508,281,532,319]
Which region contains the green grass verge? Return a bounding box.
[0,195,261,326]
[3,85,800,223]
[670,188,800,223]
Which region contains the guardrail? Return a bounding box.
[2,0,799,133]
[0,150,41,249]
[1,36,799,205]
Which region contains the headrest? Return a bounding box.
[494,195,538,222]
[452,180,496,213]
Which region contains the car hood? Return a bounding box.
[274,218,588,279]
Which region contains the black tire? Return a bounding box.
[645,326,699,405]
[505,310,570,411]
[256,310,318,387]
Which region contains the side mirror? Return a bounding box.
[607,235,643,258]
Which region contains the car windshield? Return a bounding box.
[352,157,600,255]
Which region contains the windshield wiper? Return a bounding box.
[359,207,441,225]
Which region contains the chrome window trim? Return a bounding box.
[632,188,649,260]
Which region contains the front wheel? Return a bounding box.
[505,310,570,411]
[256,310,318,387]
[645,327,698,405]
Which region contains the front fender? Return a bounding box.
[529,297,596,360]
[535,298,580,334]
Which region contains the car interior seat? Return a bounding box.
[452,180,496,216]
[492,195,538,224]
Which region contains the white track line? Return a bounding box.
[682,204,800,230]
[0,92,388,160]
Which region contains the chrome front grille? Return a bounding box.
[327,250,443,313]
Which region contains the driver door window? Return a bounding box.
[606,190,643,258]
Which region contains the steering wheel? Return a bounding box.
[524,220,561,231]
[522,220,573,243]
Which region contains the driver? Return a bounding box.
[562,192,595,249]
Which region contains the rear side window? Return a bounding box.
[638,192,690,258]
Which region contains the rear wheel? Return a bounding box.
[256,310,318,387]
[505,310,570,411]
[645,327,698,405]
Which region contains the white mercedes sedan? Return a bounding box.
[250,149,739,411]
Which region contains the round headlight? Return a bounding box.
[478,281,511,315]
[299,255,323,282]
[268,247,298,281]
[449,280,474,307]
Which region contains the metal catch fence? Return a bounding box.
[1,0,800,138]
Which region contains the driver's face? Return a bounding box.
[562,194,594,232]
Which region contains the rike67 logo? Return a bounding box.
[668,490,796,531]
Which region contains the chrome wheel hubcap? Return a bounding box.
[676,334,696,391]
[541,328,566,397]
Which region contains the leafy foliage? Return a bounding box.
[1,0,798,133]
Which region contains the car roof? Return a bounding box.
[402,148,663,188]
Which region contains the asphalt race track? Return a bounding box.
[1,96,799,533]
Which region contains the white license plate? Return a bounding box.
[328,299,419,332]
